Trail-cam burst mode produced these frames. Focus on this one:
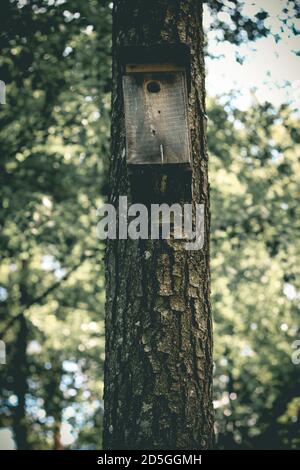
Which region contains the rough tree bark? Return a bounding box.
[103,0,214,450]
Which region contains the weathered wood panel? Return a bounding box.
[123,71,191,165]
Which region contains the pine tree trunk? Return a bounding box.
[103,0,213,450]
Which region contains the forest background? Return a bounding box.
[0,0,299,450]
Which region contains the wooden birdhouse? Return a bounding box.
[121,45,191,168]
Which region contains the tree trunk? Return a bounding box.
[53,422,63,451]
[13,260,29,450]
[103,0,213,450]
[13,314,28,449]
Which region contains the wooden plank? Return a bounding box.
[123,71,191,165]
[126,63,185,73]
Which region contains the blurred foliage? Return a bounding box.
[0,0,111,449]
[204,0,299,46]
[0,0,299,450]
[209,97,300,449]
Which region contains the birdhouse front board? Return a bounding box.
[123,64,191,166]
